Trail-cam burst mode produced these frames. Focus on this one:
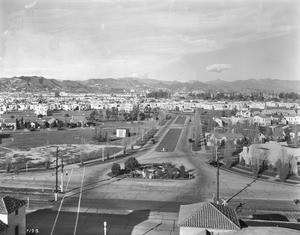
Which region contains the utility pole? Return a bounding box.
[215,145,220,204]
[60,156,64,193]
[55,147,59,201]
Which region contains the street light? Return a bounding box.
[103,221,107,235]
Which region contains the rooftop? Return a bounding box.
[178,201,240,230]
[0,196,26,214]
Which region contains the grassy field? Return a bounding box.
[1,128,97,149]
[174,116,186,125]
[155,128,182,152]
[0,121,151,149]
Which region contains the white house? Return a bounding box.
[284,115,300,125]
[252,115,271,126]
[239,142,298,174]
[0,105,7,115]
[34,104,49,116]
[0,196,26,235]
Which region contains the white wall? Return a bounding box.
[0,214,8,224]
[7,206,26,235]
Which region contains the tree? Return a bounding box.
[276,148,295,182]
[57,121,64,130]
[122,138,128,154]
[50,120,57,128]
[111,163,121,176]
[250,144,268,177]
[223,141,234,169]
[124,157,140,172]
[15,118,21,130]
[89,110,98,121]
[273,126,284,141]
[45,155,51,169]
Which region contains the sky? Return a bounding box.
[0,0,299,82]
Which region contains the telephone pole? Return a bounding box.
[215,146,220,204]
[216,145,220,204]
[55,147,59,201]
[60,156,64,193]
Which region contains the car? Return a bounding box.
[208,159,218,167]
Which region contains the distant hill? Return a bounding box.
[0,76,298,93]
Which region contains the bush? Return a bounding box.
[124,157,140,171]
[179,165,188,178]
[156,168,165,178]
[111,163,121,176]
[165,163,179,179]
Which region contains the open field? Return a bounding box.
[1,128,97,149]
[0,120,160,171]
[0,144,122,170]
[0,121,153,149]
[174,116,186,125]
[155,128,182,152]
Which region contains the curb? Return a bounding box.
[217,164,300,187]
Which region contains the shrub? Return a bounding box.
[165,164,179,179]
[124,157,140,171]
[111,163,121,176]
[156,168,165,178]
[179,165,188,178]
[166,167,175,179]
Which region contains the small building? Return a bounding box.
[0,196,26,235]
[116,128,129,138]
[178,201,241,235]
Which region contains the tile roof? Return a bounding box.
[178,202,240,230]
[0,220,8,232]
[0,196,26,214]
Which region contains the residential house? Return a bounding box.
[34,104,49,116]
[178,201,241,235]
[257,133,267,143]
[0,118,16,130]
[213,117,223,128]
[252,115,271,126]
[236,109,251,118]
[284,114,300,125]
[207,132,244,147]
[0,105,7,115]
[239,142,299,174]
[0,196,26,235]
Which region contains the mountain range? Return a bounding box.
[0,76,299,94]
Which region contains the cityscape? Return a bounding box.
[0,0,299,235]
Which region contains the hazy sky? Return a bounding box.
[0,0,299,82]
